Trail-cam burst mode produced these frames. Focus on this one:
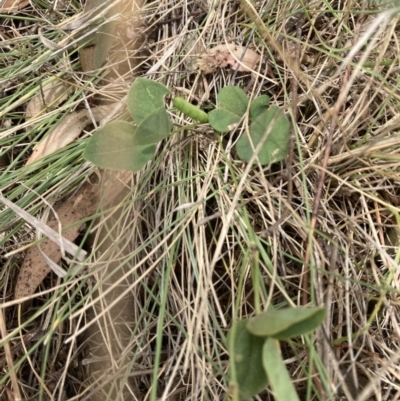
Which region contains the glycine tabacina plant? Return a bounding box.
[83,78,291,171]
[83,79,322,400]
[228,306,326,401]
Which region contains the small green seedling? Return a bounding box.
[84,78,291,171]
[228,306,326,401]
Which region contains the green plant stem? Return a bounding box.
[227,321,240,401]
[149,252,174,401]
[251,244,261,314]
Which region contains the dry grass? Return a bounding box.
[2,0,400,400]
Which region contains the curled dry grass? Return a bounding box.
[2,0,400,400]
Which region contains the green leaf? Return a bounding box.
[216,86,249,115]
[134,107,172,145]
[128,78,171,124]
[236,106,290,165]
[209,86,248,132]
[83,121,155,172]
[249,95,270,120]
[208,109,240,133]
[227,320,268,400]
[272,308,326,340]
[246,307,326,339]
[173,97,209,123]
[262,338,301,401]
